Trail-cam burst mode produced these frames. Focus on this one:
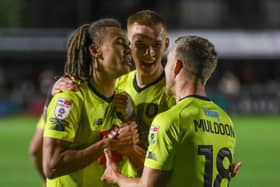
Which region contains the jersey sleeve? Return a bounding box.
[144,113,178,171]
[44,91,82,143]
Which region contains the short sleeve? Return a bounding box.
[144,114,178,171]
[44,91,81,143]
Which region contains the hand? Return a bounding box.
[51,75,80,95]
[118,122,139,145]
[101,148,120,185]
[99,126,122,165]
[114,92,134,121]
[231,162,242,177]
[116,122,139,155]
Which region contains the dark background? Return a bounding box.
[0,0,280,116]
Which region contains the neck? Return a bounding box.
[175,80,206,103]
[90,71,115,98]
[135,65,163,88]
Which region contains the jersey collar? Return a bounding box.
[179,95,210,102]
[133,71,165,92]
[88,82,114,102]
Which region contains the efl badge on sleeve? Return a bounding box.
[55,98,72,119]
[151,125,160,132]
[150,125,160,144]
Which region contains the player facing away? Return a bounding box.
[101,35,236,187]
[43,19,139,187]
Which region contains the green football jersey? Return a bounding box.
[144,95,236,187]
[44,82,137,187]
[116,70,175,147]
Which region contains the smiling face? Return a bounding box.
[128,23,168,77]
[97,27,132,78]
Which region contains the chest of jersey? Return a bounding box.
[117,71,173,127]
[45,84,120,149]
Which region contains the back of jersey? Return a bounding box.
[145,96,236,187]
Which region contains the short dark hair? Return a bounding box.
[88,18,122,45]
[127,10,167,33]
[174,35,218,84]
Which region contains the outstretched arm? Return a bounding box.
[101,149,170,187]
[43,134,133,179]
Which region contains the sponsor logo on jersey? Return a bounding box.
[94,118,103,126]
[52,123,65,131]
[49,118,69,131]
[203,109,219,120]
[150,125,160,144]
[55,98,72,119]
[147,151,156,160]
[146,103,158,118]
[151,125,160,132]
[150,133,156,144]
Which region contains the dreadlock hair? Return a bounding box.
[64,24,91,81]
[174,35,218,86]
[64,18,122,81]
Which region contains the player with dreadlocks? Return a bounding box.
[42,18,139,187]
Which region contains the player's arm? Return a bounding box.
[29,126,45,183]
[43,135,125,179]
[114,121,146,173]
[126,145,146,173]
[29,88,53,186]
[101,149,170,187]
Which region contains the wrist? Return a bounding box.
[101,137,111,149]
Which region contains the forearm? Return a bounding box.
[44,138,109,178]
[118,175,143,187]
[127,145,146,174]
[117,167,169,187]
[30,151,45,181]
[29,129,45,181]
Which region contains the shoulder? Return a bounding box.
[116,70,135,85]
[48,87,84,110]
[152,107,178,131]
[208,100,233,125]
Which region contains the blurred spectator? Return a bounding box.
[219,71,240,97]
[239,64,256,84]
[39,69,55,97]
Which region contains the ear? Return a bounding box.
[163,37,170,52]
[173,59,183,77]
[88,43,101,58]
